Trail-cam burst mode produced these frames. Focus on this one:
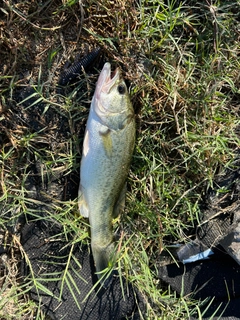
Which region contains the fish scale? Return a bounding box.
[78,62,135,286]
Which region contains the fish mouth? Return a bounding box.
[95,63,120,99]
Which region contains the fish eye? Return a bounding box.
[117,84,126,95]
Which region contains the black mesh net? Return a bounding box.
[18,152,240,319]
[20,220,145,320]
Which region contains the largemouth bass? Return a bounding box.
[78,62,135,285]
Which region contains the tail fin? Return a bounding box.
[91,242,116,287]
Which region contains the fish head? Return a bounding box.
[93,63,133,129]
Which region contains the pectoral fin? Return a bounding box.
[99,128,112,157]
[83,130,89,157]
[78,184,89,218]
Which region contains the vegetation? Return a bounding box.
[0,0,239,319]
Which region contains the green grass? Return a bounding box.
[0,0,240,319]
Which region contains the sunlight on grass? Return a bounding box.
[0,0,239,318]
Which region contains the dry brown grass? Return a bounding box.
[0,0,240,318]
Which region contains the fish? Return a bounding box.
[78,62,135,286]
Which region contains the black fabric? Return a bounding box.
[196,152,240,250]
[20,220,144,320]
[157,247,240,319]
[19,151,240,319]
[157,151,240,319]
[21,220,240,320]
[197,211,235,248]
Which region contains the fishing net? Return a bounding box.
[18,152,240,319]
[20,220,144,320]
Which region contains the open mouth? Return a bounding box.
[95,63,120,98]
[110,68,117,79]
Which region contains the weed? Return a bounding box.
[0,0,239,318]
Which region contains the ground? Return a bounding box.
[0,0,240,319]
